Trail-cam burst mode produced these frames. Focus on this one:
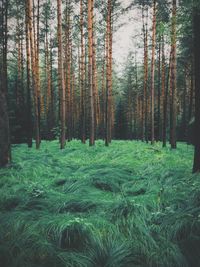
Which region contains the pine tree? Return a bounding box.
[170,0,177,149]
[192,5,200,173]
[0,0,11,167]
[57,0,66,149]
[88,0,95,146]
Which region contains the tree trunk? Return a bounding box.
[192,8,200,173]
[150,0,156,145]
[142,6,148,142]
[105,0,112,146]
[0,0,11,167]
[25,0,32,147]
[188,58,194,124]
[27,0,40,149]
[80,0,86,144]
[88,0,95,146]
[170,0,177,149]
[57,0,66,149]
[163,51,172,148]
[65,2,72,141]
[157,33,161,141]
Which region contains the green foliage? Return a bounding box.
[86,235,133,267]
[0,140,199,267]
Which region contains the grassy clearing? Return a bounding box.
[0,140,200,267]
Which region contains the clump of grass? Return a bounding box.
[46,216,94,251]
[109,199,136,221]
[122,180,147,196]
[59,199,97,213]
[92,178,119,192]
[63,179,87,193]
[86,235,133,267]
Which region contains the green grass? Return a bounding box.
[0,140,200,267]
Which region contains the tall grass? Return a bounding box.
[0,140,199,266]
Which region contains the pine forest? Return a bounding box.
[0,0,200,266]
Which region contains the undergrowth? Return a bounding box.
[0,140,199,267]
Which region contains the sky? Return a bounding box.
[112,0,144,72]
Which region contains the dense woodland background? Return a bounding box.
[0,0,200,171]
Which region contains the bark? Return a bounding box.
[27,0,40,149]
[142,6,149,142]
[25,0,32,147]
[161,34,166,147]
[105,0,112,146]
[101,42,106,139]
[57,0,66,149]
[150,0,156,144]
[80,0,86,143]
[163,51,172,148]
[88,0,95,146]
[170,0,177,149]
[157,33,161,141]
[192,8,200,173]
[65,2,72,141]
[0,0,11,167]
[188,58,194,124]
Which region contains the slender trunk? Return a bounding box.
[25,0,32,147]
[161,34,165,146]
[0,0,11,166]
[144,7,149,142]
[182,70,187,141]
[65,2,72,141]
[88,0,95,146]
[163,51,172,148]
[57,0,66,149]
[105,0,112,146]
[101,35,106,139]
[36,0,41,144]
[188,58,194,123]
[170,0,177,149]
[142,6,145,141]
[192,8,200,173]
[157,33,161,141]
[80,0,86,143]
[27,0,40,149]
[150,0,156,145]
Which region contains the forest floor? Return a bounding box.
[0,140,200,267]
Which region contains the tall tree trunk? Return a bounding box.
[170,0,177,149]
[142,6,146,141]
[142,6,149,142]
[188,58,194,124]
[163,51,172,148]
[25,0,32,147]
[192,7,200,173]
[27,0,40,149]
[80,0,86,143]
[161,34,165,147]
[88,0,95,146]
[157,33,161,141]
[182,69,188,141]
[105,0,112,146]
[0,0,11,167]
[150,0,156,144]
[36,0,41,144]
[57,0,66,149]
[65,2,72,141]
